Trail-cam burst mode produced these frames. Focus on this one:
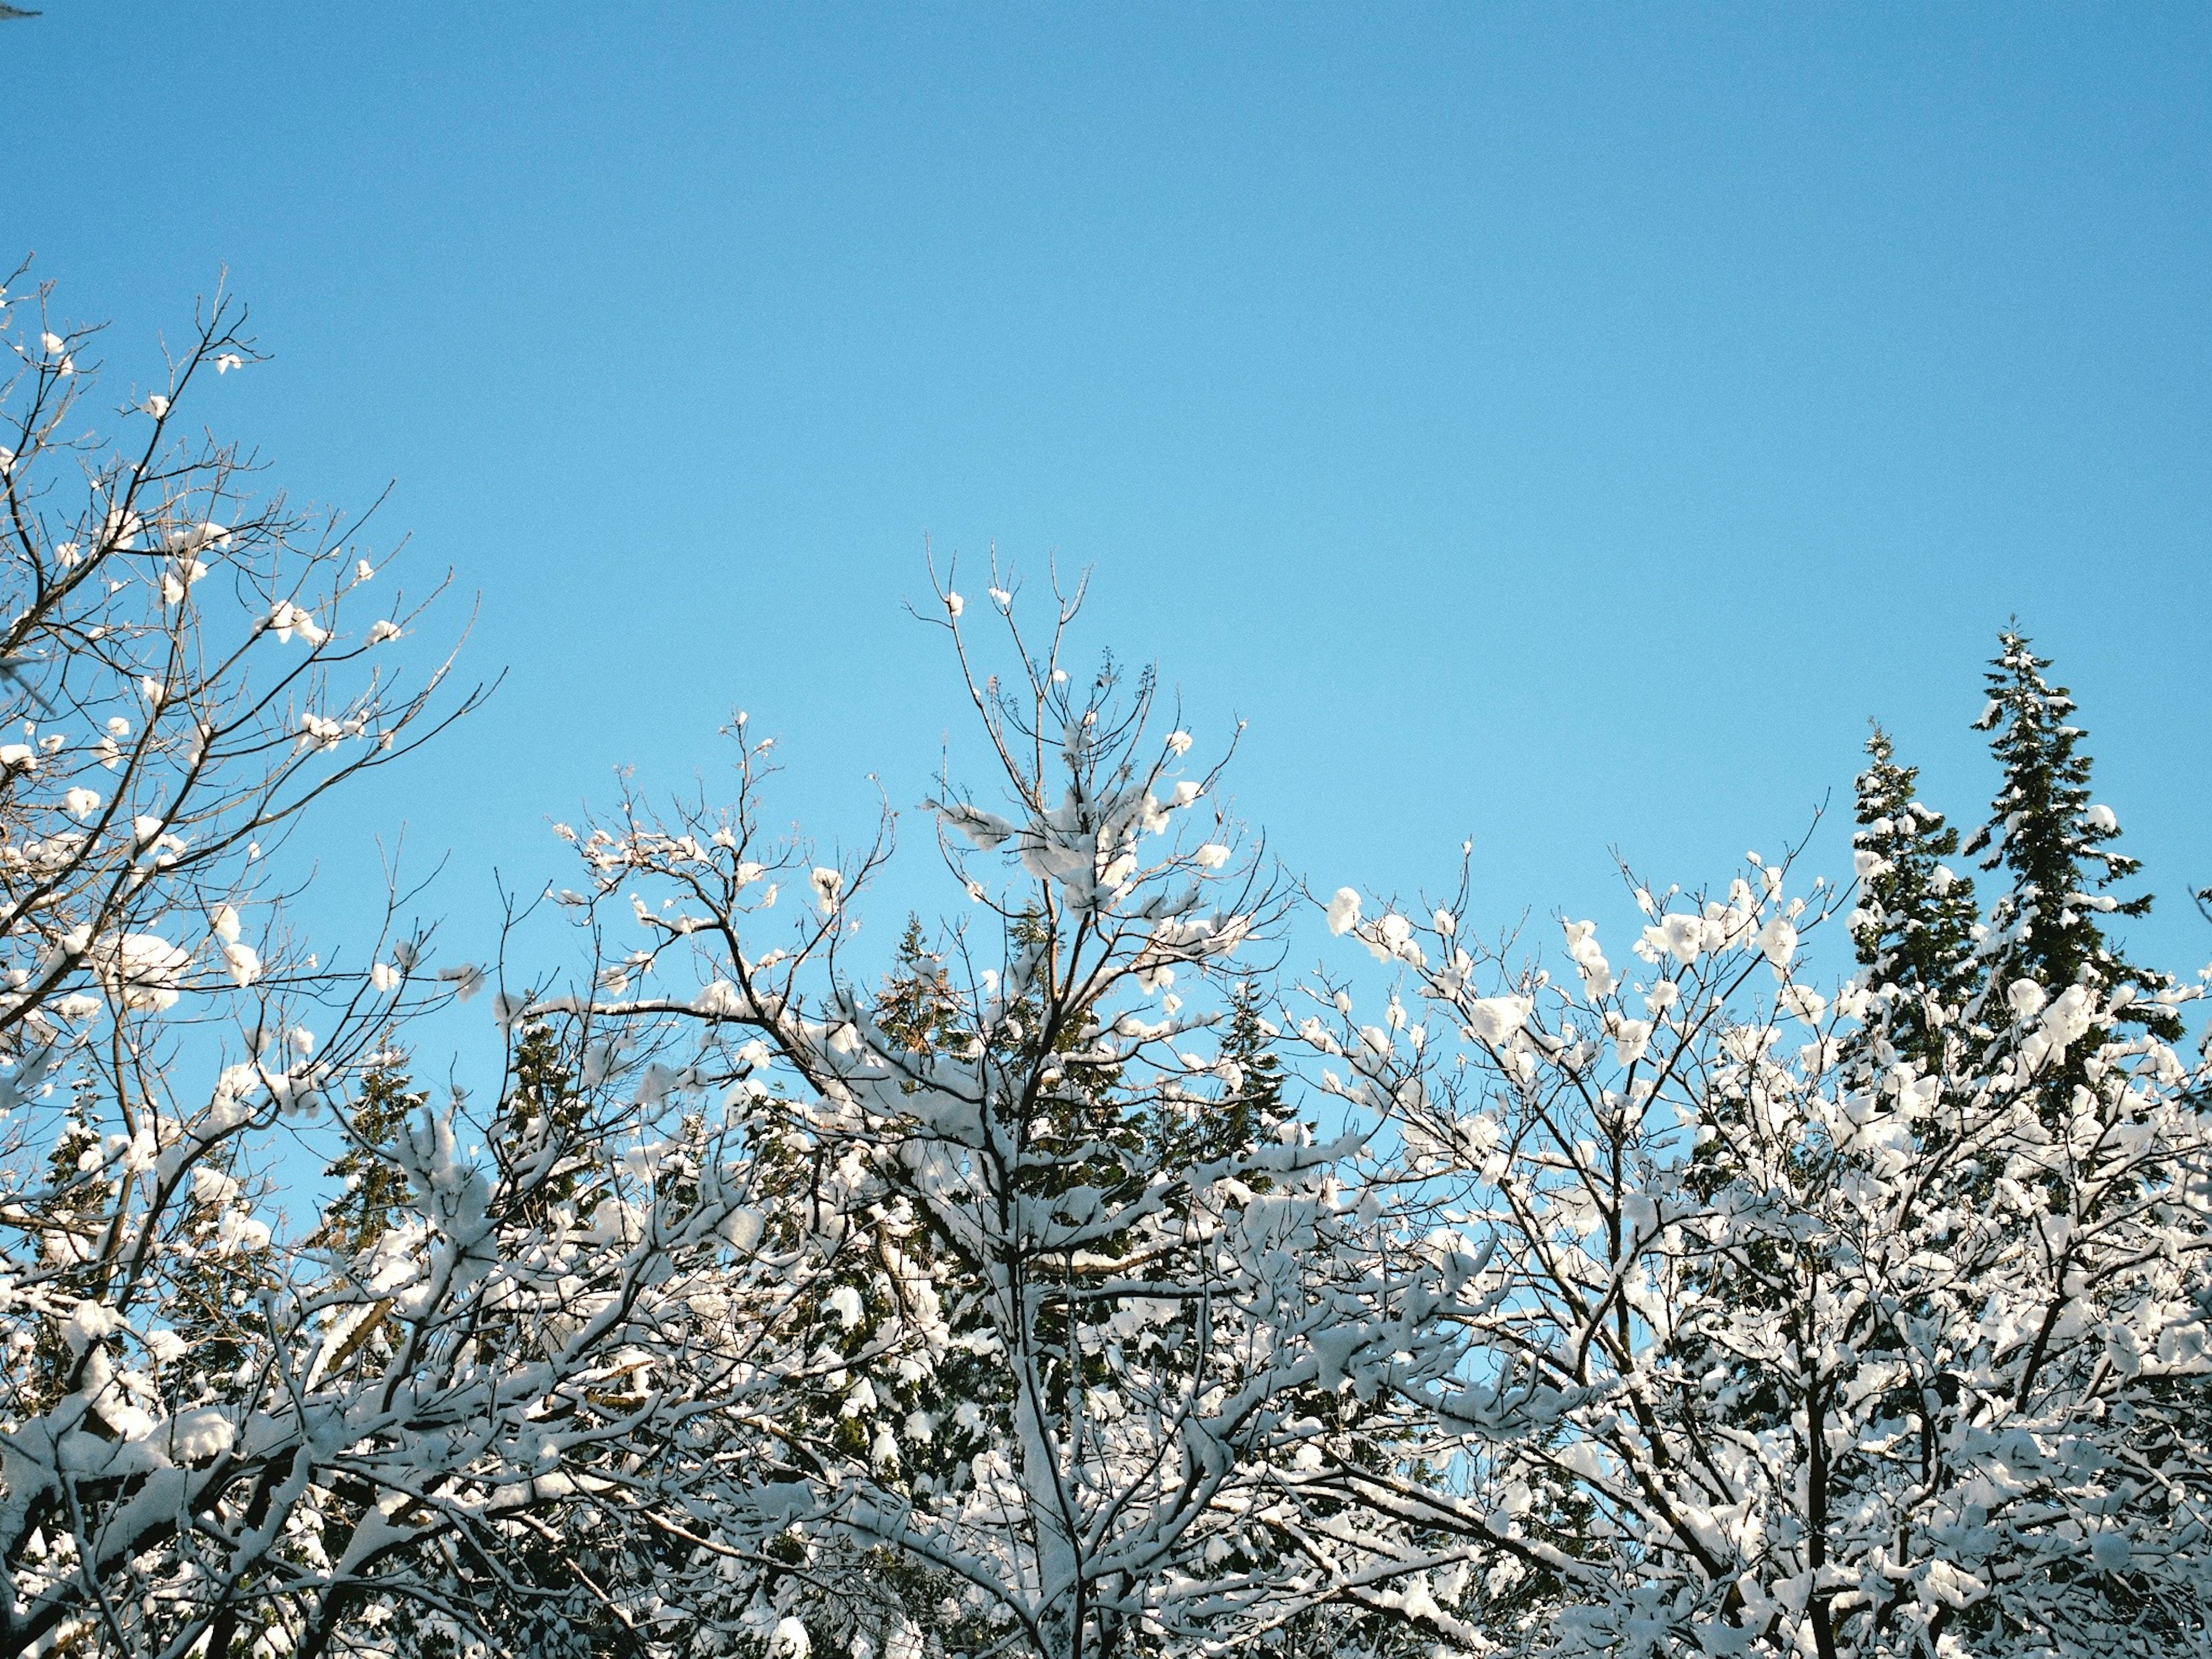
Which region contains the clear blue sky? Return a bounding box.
[9,4,2210,988]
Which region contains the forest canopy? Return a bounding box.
[1,274,2207,1659]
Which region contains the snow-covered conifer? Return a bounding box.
[533,567,1479,1659]
[1331,832,2212,1659]
[1847,725,1982,1075]
[1964,628,2179,1048]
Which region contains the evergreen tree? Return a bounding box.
[1961,628,2179,1044]
[875,914,965,1060]
[15,1092,118,1420]
[496,1019,594,1229]
[314,1053,425,1256]
[1847,726,1982,1075]
[1145,978,1287,1178]
[1210,977,1286,1158]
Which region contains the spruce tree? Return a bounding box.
[1961,627,2179,1043]
[314,1054,425,1256]
[1150,978,1285,1172]
[1213,977,1286,1157]
[1847,726,1982,1075]
[482,1021,694,1658]
[17,1093,118,1418]
[875,914,965,1061]
[496,1020,594,1229]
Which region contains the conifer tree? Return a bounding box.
[16,1093,118,1420]
[496,1018,594,1229]
[876,914,965,1060]
[1847,726,1982,1074]
[1212,978,1286,1158]
[314,1052,425,1256]
[1962,628,2179,1046]
[1144,978,1278,1173]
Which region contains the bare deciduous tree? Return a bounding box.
[0,273,769,1659]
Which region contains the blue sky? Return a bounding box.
[8,4,2210,994]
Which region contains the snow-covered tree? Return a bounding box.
[1963,630,2180,1061]
[12,266,2209,1659]
[522,571,1486,1659]
[0,274,775,1658]
[1847,727,1981,1078]
[1324,835,2212,1658]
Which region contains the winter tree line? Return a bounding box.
[1,272,2207,1659]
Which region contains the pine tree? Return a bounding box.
[1212,977,1286,1157]
[16,1092,118,1419]
[1150,978,1283,1172]
[473,1021,694,1659]
[1961,628,2179,1044]
[875,914,965,1062]
[496,1020,593,1230]
[314,1054,425,1256]
[1847,726,1982,1075]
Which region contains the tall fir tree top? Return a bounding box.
[1961,626,2176,1037]
[875,914,964,1058]
[314,1054,425,1257]
[1849,725,1981,1072]
[1207,978,1287,1161]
